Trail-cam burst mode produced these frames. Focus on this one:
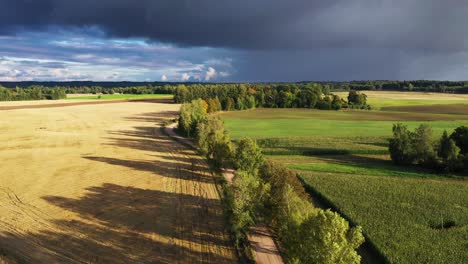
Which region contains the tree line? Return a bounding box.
[177,99,364,263]
[63,85,174,95]
[0,84,174,101]
[0,85,66,101]
[175,84,370,111]
[389,124,468,173]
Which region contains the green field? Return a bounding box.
[222,109,468,138]
[66,94,173,100]
[335,91,468,109]
[300,172,467,263]
[220,91,468,263]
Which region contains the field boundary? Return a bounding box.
[163,122,284,264]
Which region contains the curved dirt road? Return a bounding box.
[0,101,237,263]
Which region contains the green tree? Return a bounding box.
[174,84,190,103]
[196,117,232,168]
[347,91,367,108]
[331,94,343,110]
[229,170,269,246]
[450,126,468,155]
[178,99,208,137]
[438,131,461,171]
[412,124,436,165]
[291,210,364,264]
[234,138,264,176]
[224,97,235,111]
[389,123,415,165]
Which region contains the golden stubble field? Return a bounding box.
[0,101,237,263]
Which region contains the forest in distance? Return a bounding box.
[1,79,468,94]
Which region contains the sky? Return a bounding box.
[0,0,467,82]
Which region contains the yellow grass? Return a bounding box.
[0,101,236,263]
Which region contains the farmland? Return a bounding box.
[220,91,468,263]
[335,91,468,109]
[0,100,236,263]
[66,94,173,100]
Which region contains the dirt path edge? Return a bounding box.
[163,122,284,264]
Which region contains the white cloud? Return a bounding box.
[205,67,217,81]
[181,73,190,81]
[220,71,230,77]
[161,74,168,81]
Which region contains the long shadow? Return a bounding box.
[0,184,235,263]
[83,156,215,183]
[0,110,237,263]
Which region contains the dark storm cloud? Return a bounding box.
[0,0,466,51]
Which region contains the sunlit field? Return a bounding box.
[220,91,468,263]
[66,94,173,100]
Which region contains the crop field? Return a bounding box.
[221,91,468,263]
[66,94,173,100]
[300,172,467,263]
[335,91,468,109]
[0,101,236,263]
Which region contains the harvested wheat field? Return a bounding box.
[0,100,237,263]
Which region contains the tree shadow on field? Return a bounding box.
[0,111,237,263]
[85,111,216,183]
[0,184,235,263]
[123,110,179,123]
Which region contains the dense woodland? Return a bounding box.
[174,84,370,110]
[0,86,66,101]
[0,79,467,102]
[0,84,173,101]
[177,99,364,263]
[389,124,468,174]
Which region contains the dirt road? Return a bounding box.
[0,101,237,263]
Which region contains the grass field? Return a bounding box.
[0,101,236,263]
[335,91,468,109]
[222,109,468,138]
[220,91,468,263]
[66,94,173,100]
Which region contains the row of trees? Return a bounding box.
[174,84,370,111]
[0,86,66,101]
[177,99,365,263]
[63,85,174,95]
[321,80,468,94]
[0,84,174,102]
[389,124,468,173]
